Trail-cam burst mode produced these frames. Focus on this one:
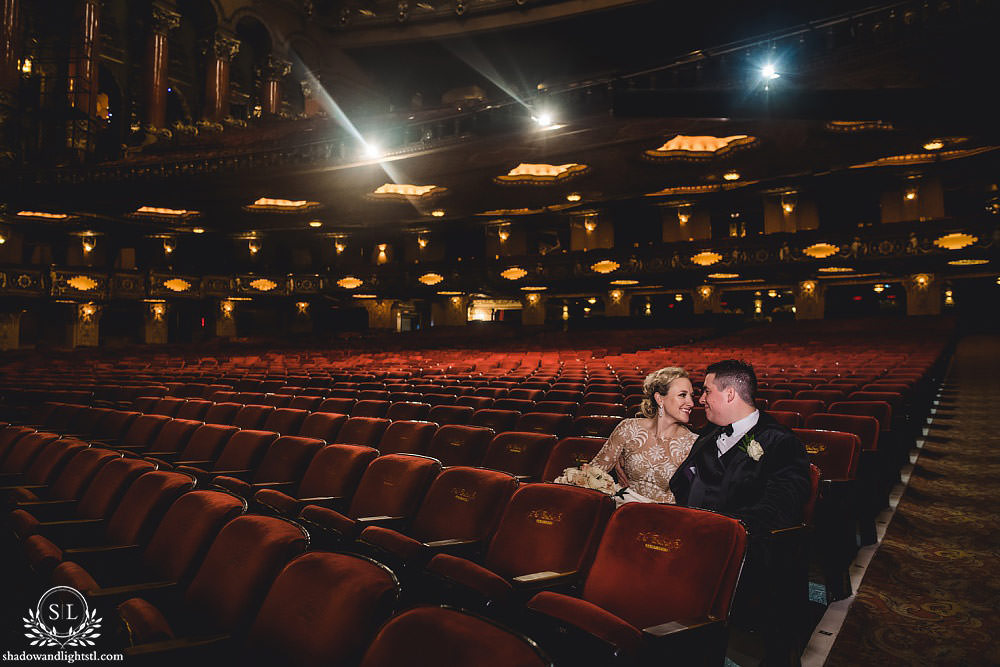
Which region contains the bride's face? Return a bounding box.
[655,377,694,423]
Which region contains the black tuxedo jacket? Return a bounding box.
[668,411,810,536]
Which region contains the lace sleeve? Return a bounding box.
[588,419,632,472]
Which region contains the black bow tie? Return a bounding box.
[722,424,734,437]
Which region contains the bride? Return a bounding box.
[562,367,697,504]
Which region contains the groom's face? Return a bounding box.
[700,373,731,426]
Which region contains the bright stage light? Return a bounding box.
[761,63,779,81]
[361,141,381,159]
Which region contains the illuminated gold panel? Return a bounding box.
[495,163,589,185]
[644,134,756,160]
[645,184,720,197]
[934,233,978,250]
[851,146,998,169]
[163,278,192,292]
[501,267,528,280]
[419,272,444,286]
[337,277,363,289]
[249,278,278,291]
[520,286,548,291]
[67,275,98,291]
[590,260,620,274]
[691,252,723,267]
[17,211,70,220]
[817,267,854,273]
[244,198,320,213]
[609,279,639,285]
[707,273,740,279]
[370,183,446,199]
[947,259,988,266]
[803,243,840,259]
[134,206,199,218]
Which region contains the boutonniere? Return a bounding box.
[739,433,764,461]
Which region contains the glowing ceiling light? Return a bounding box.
[520,286,548,291]
[566,193,582,202]
[590,260,620,274]
[818,266,854,273]
[163,278,191,292]
[501,267,528,280]
[337,276,363,289]
[419,272,444,286]
[192,227,205,234]
[767,289,778,298]
[923,140,944,151]
[610,279,638,285]
[645,135,756,160]
[803,243,840,259]
[587,297,597,304]
[249,278,278,291]
[361,141,381,159]
[67,275,98,291]
[437,291,463,296]
[873,284,885,293]
[134,206,198,218]
[17,211,70,220]
[723,171,741,181]
[934,233,977,250]
[947,259,988,266]
[691,251,722,266]
[371,183,446,199]
[708,273,740,279]
[674,293,684,302]
[353,294,377,299]
[431,209,446,217]
[495,163,588,184]
[308,221,323,228]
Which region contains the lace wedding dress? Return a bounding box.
[589,419,698,504]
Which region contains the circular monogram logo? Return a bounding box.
[23,586,102,648]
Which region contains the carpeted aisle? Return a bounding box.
[824,335,1000,667]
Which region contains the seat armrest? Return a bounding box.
[87,580,180,607]
[172,460,213,469]
[512,570,579,593]
[250,481,298,492]
[37,518,106,546]
[643,617,720,638]
[769,524,809,537]
[0,482,47,492]
[513,474,535,483]
[0,472,28,485]
[12,499,79,521]
[207,469,252,481]
[355,515,407,531]
[124,634,232,660]
[295,495,345,509]
[424,538,478,548]
[62,543,141,572]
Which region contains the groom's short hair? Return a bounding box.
[706,359,757,405]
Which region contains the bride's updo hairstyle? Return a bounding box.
[640,366,689,418]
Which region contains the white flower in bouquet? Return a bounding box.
[554,463,622,495]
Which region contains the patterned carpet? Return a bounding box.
[825,335,1000,667]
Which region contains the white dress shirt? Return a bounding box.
[716,410,760,458]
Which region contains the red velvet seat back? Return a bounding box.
[582,504,747,629]
[455,396,494,410]
[846,391,903,413]
[386,402,432,421]
[249,436,325,483]
[249,552,399,667]
[183,515,308,633]
[94,410,140,441]
[768,410,802,428]
[45,448,118,501]
[470,409,520,433]
[348,454,442,520]
[141,490,246,582]
[296,444,379,500]
[261,394,293,408]
[176,424,238,461]
[288,396,322,412]
[298,412,348,441]
[582,393,625,405]
[509,389,544,401]
[261,408,308,435]
[212,430,279,470]
[806,413,880,452]
[577,403,625,418]
[546,390,583,403]
[359,606,550,667]
[485,483,613,578]
[474,387,508,399]
[542,437,605,482]
[792,428,861,480]
[1,432,60,473]
[146,418,202,454]
[757,389,793,403]
[44,404,84,431]
[377,420,437,456]
[408,467,517,543]
[175,400,212,421]
[202,402,241,425]
[69,407,112,436]
[76,457,155,520]
[482,432,558,478]
[232,405,275,430]
[21,439,87,486]
[116,414,171,449]
[533,401,578,415]
[770,400,825,421]
[794,390,846,406]
[150,397,186,417]
[352,400,391,418]
[427,405,475,426]
[336,417,391,446]
[105,471,195,545]
[572,415,621,438]
[829,400,893,430]
[425,425,494,467]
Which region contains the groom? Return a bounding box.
[669,359,810,666]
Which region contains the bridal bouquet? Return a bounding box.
[554,464,623,496]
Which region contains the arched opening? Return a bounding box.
[231,16,272,120]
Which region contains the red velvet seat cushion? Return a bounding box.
[254,488,301,517]
[23,534,64,574]
[118,597,176,645]
[426,553,513,600]
[299,504,356,538]
[212,475,253,499]
[527,591,643,652]
[359,525,425,562]
[51,561,100,593]
[9,508,40,538]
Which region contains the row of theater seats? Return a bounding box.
[1,427,747,665]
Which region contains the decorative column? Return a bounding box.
[70,302,100,347]
[291,300,313,333]
[361,298,396,330]
[431,295,468,327]
[606,289,629,317]
[143,302,168,344]
[0,312,20,350]
[521,293,546,326]
[65,0,102,153]
[260,54,291,117]
[905,273,941,316]
[144,2,181,130]
[692,285,721,314]
[0,0,21,161]
[794,280,825,320]
[202,31,239,122]
[215,299,236,337]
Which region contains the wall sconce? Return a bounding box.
[674,293,683,302]
[944,289,954,306]
[698,286,712,299]
[609,290,623,302]
[767,289,778,298]
[562,304,569,320]
[781,194,797,214]
[801,280,816,295]
[295,301,310,315]
[677,208,690,224]
[150,302,166,321]
[162,239,176,255]
[526,293,540,305]
[431,209,445,218]
[20,56,32,76]
[417,236,428,249]
[248,239,261,255]
[451,296,462,306]
[334,241,346,254]
[79,303,97,322]
[81,236,96,254]
[498,228,510,243]
[644,300,652,316]
[754,299,763,314]
[583,306,591,314]
[904,187,918,201]
[0,232,6,245]
[220,300,235,317]
[583,216,597,233]
[873,284,885,293]
[376,243,389,264]
[914,274,930,288]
